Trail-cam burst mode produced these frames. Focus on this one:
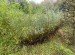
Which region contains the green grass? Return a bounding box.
[0,36,74,55]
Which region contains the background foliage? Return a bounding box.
[0,0,75,55]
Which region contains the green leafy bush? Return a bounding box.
[0,1,64,54]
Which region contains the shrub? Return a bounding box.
[0,1,64,54]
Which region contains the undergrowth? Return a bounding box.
[0,0,75,55]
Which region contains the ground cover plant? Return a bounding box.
[0,0,75,55]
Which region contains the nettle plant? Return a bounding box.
[0,0,64,46]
